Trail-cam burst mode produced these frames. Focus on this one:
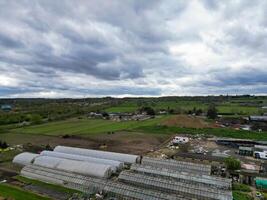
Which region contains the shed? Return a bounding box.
[54,146,140,164]
[249,116,267,122]
[256,177,267,189]
[33,156,113,178]
[12,152,39,166]
[40,151,123,172]
[239,146,254,156]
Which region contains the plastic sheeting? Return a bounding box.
[12,152,39,166]
[33,156,112,178]
[40,151,123,172]
[54,146,140,164]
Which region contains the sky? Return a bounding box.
[0,0,267,98]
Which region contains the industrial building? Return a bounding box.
[13,146,233,200]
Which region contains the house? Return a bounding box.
[158,110,167,115]
[88,112,103,119]
[1,104,12,112]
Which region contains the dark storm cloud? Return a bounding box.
[0,32,23,48]
[0,0,162,81]
[201,67,267,88]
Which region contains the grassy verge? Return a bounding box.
[134,125,267,140]
[15,176,82,195]
[0,183,52,200]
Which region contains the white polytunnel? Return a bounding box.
[33,156,113,178]
[40,150,123,172]
[12,152,39,166]
[54,146,140,164]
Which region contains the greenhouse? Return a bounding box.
[130,164,231,190]
[33,156,113,178]
[21,164,107,194]
[14,147,232,199]
[118,171,232,200]
[21,165,184,200]
[54,145,140,164]
[12,152,39,166]
[142,157,211,175]
[40,150,123,172]
[103,182,184,200]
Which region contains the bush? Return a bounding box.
[224,157,241,170]
[233,183,251,192]
[0,140,9,149]
[232,191,253,200]
[207,104,218,119]
[30,114,42,124]
[140,107,155,116]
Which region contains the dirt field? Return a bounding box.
[161,115,214,128]
[0,132,169,155]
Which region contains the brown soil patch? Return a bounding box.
[161,115,213,128]
[2,132,168,156]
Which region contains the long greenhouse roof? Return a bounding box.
[21,165,185,200]
[131,163,231,190]
[118,171,232,200]
[142,157,211,175]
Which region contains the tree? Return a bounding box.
[140,107,155,116]
[30,114,42,124]
[196,109,203,116]
[224,157,241,170]
[207,104,218,119]
[0,140,8,149]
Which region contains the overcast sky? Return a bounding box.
[0,0,267,98]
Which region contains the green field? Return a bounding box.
[105,100,262,115]
[11,116,171,136]
[105,101,208,113]
[15,176,81,195]
[8,115,267,141]
[0,184,51,200]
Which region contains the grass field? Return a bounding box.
[105,101,208,113]
[15,176,81,195]
[11,116,171,136]
[8,115,267,140]
[105,100,262,115]
[0,184,52,200]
